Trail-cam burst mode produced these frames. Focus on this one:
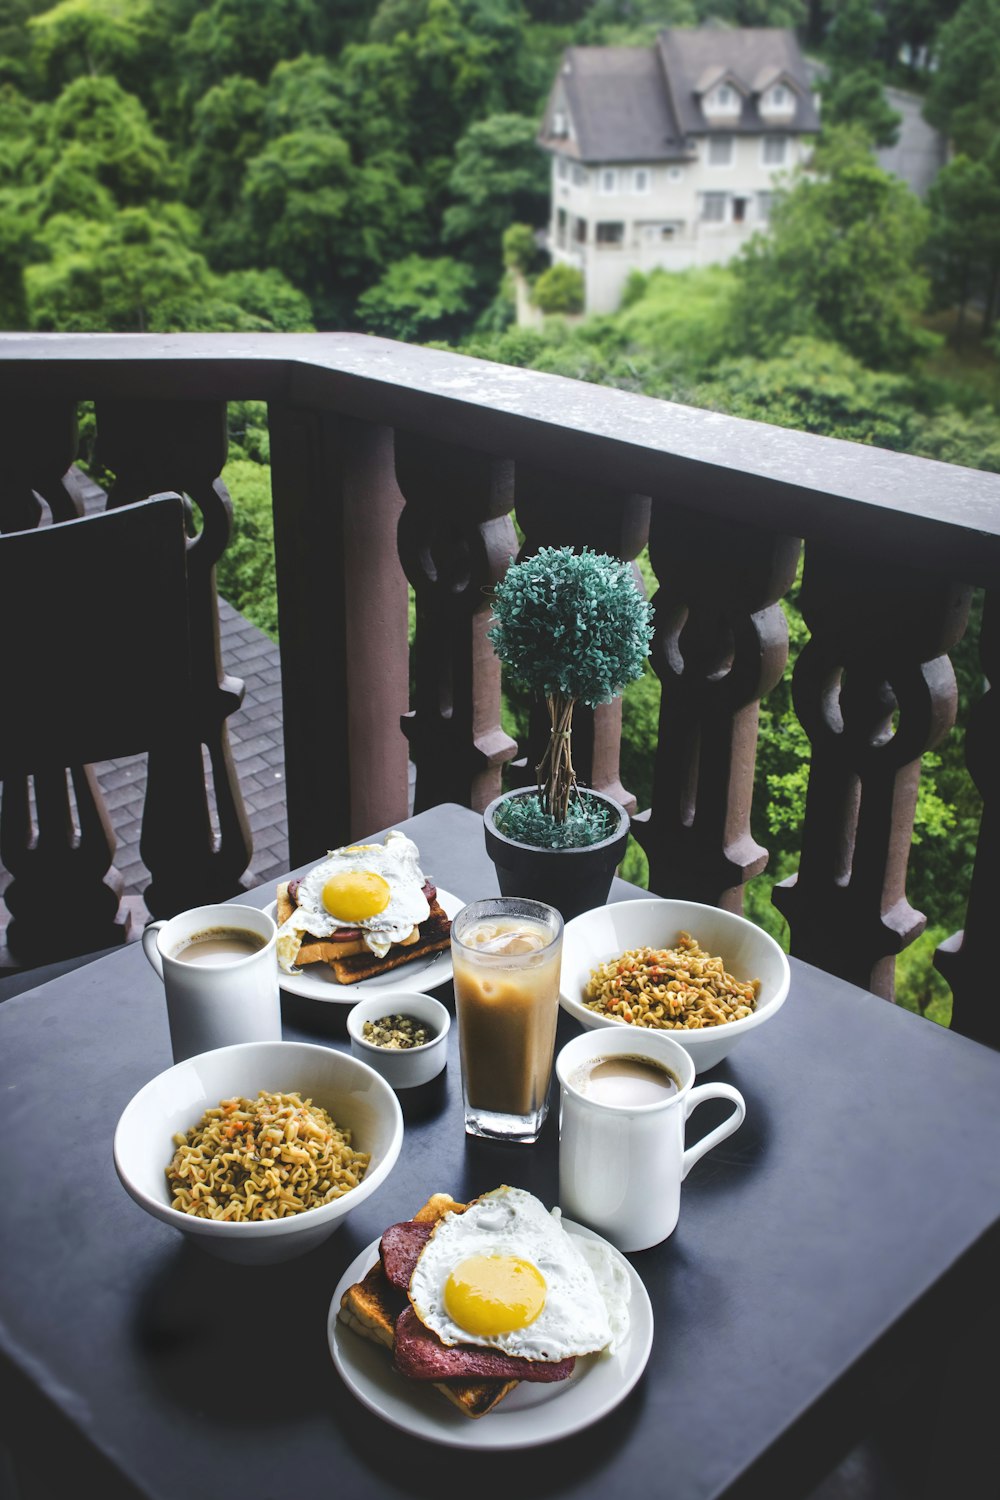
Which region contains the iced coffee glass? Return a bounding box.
[451,897,564,1144]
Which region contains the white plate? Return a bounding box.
[267,889,464,1003]
[327,1220,653,1450]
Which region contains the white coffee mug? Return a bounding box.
[555,1027,746,1252]
[142,903,281,1064]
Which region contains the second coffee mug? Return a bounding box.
[142,902,281,1064]
[555,1026,746,1252]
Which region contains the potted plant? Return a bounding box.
[483,545,654,921]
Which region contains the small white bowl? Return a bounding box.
[113,1040,403,1264]
[559,897,790,1073]
[346,993,450,1090]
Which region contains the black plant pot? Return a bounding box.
[482,787,631,924]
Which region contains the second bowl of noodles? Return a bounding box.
[113,1039,403,1263]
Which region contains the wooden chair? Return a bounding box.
[0,492,252,968]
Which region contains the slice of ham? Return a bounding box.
[380,1221,433,1290]
[392,1307,576,1383]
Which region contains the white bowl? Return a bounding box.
[559,898,790,1073]
[346,993,450,1090]
[113,1040,403,1264]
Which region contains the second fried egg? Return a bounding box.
[407,1185,629,1361]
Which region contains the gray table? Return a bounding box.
[2,804,998,1500]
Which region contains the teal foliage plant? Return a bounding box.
[487,546,654,849]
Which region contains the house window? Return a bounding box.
[556,208,568,247]
[762,136,787,165]
[708,135,733,166]
[701,192,727,222]
[596,221,624,247]
[552,109,567,137]
[572,165,589,187]
[770,85,789,109]
[573,216,587,243]
[557,157,569,180]
[632,168,651,194]
[667,166,685,183]
[757,191,774,221]
[716,85,734,109]
[599,168,618,194]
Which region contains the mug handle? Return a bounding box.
[142,920,167,981]
[680,1083,746,1181]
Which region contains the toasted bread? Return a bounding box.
[276,882,451,982]
[337,1194,519,1419]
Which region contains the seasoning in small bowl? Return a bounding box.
[347,993,450,1090]
[362,1013,433,1051]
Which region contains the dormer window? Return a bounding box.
[760,82,797,121]
[552,109,567,137]
[703,82,743,119]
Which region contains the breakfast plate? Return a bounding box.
[266,888,464,1002]
[327,1220,653,1450]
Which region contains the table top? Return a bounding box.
[2,803,1000,1500]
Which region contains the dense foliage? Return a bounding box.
[2,0,998,1020]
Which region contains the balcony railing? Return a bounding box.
[1,331,999,1049]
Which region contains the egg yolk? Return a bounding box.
[443,1255,546,1337]
[321,870,391,923]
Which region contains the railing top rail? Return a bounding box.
[2,331,998,582]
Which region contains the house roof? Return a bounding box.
[538,46,689,163]
[657,27,820,137]
[538,25,820,164]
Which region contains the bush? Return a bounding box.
[532,262,584,315]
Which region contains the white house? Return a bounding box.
[537,27,822,315]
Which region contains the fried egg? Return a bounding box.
[408,1185,630,1361]
[276,831,430,972]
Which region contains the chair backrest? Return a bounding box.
[0,490,252,968]
[0,495,192,777]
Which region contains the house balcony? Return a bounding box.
[1,331,999,1051]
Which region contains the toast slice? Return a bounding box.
[337,1194,519,1419]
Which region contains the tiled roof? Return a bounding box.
[658,27,820,137]
[538,25,819,162]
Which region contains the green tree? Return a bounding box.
[925,0,1000,159]
[243,130,426,323]
[443,113,550,286]
[925,154,1000,338]
[819,67,902,148]
[355,254,477,341]
[729,129,933,369]
[24,205,306,332]
[185,74,266,218]
[42,75,176,204]
[27,0,157,97]
[172,0,357,105]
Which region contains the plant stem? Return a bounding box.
[536,692,576,822]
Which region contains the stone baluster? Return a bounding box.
[934,590,998,1046]
[635,505,799,911]
[1,397,81,532]
[395,431,519,814]
[508,467,651,811]
[268,409,412,861]
[94,399,252,915]
[773,545,972,999]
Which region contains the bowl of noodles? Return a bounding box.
[559,898,791,1073]
[113,1040,403,1263]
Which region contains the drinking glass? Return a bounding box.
[450,897,564,1143]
